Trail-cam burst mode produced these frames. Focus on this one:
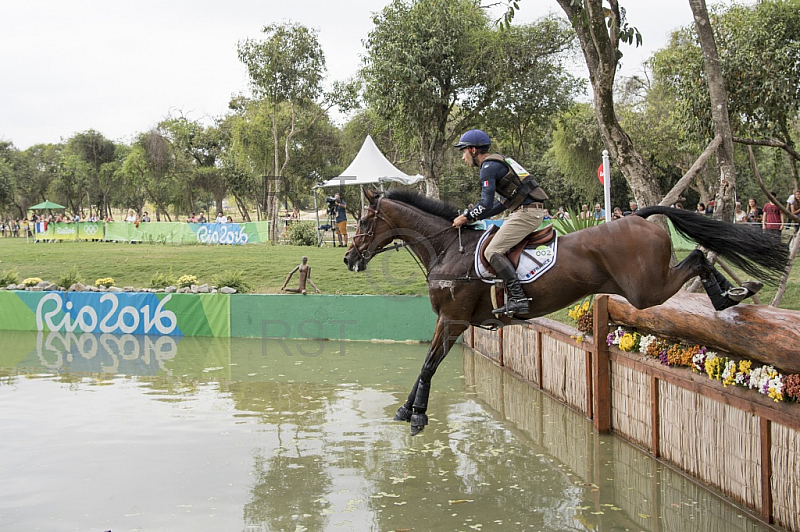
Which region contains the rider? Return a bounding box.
[452,129,548,316]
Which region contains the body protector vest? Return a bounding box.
[484,154,548,212]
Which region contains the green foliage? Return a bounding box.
[285,221,318,246]
[550,208,602,234]
[56,266,83,289]
[212,270,253,294]
[362,0,578,191]
[149,270,175,290]
[0,267,19,287]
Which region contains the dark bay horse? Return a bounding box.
[343,189,789,435]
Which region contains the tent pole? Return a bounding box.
[313,187,321,247]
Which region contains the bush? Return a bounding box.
[149,270,175,289]
[286,221,318,246]
[57,266,83,289]
[212,270,253,294]
[0,267,19,287]
[95,277,115,287]
[22,277,43,287]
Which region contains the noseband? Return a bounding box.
[352,196,397,262]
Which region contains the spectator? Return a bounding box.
[696,202,706,215]
[734,201,746,223]
[542,209,552,220]
[198,211,207,223]
[623,201,638,216]
[611,207,623,220]
[187,212,197,223]
[291,207,300,219]
[333,193,348,247]
[579,204,590,220]
[789,189,800,233]
[593,203,605,220]
[707,200,715,216]
[141,211,151,223]
[555,206,569,220]
[125,209,137,223]
[762,192,785,234]
[226,215,233,223]
[745,198,762,223]
[215,211,226,223]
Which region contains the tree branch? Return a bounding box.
[660,136,721,207]
[746,145,800,223]
[733,136,800,162]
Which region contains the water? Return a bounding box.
[0,331,773,532]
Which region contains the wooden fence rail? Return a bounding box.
[465,293,800,531]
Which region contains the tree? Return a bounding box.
[651,0,800,191]
[238,22,342,242]
[551,1,667,208]
[64,130,118,217]
[363,0,576,198]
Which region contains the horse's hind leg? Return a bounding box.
[701,261,763,310]
[394,316,468,436]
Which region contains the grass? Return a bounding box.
[0,237,796,314]
[0,238,429,296]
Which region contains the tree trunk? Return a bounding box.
[607,292,800,374]
[556,0,662,208]
[689,0,737,223]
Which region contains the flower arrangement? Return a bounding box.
[609,326,800,403]
[568,297,594,334]
[21,277,43,287]
[176,274,198,289]
[95,277,115,287]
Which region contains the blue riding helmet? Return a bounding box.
[454,129,491,150]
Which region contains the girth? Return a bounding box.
[478,224,555,274]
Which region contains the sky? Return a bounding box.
[0,0,695,151]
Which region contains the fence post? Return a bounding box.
[592,295,611,433]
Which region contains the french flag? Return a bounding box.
[35,221,47,233]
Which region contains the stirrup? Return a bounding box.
[491,298,530,316]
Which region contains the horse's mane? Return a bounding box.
[383,189,461,221]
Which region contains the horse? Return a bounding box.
[343,189,789,435]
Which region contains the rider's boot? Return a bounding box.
[489,254,529,316]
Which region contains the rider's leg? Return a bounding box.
[484,206,545,316]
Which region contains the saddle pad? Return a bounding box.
[474,227,558,284]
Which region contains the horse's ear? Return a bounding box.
[364,188,379,204]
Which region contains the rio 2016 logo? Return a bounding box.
[196,224,249,245]
[35,293,178,335]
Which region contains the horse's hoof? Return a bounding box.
[410,424,425,436]
[409,412,428,428]
[742,280,763,297]
[393,405,412,422]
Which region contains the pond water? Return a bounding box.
[0,331,773,532]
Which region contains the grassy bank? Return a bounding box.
[1,238,796,312]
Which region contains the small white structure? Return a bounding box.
[317,135,423,190]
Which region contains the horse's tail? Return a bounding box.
[635,205,789,285]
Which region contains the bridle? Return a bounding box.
[351,195,463,277]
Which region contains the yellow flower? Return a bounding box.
[738,360,751,374]
[619,333,636,352]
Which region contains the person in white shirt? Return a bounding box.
[215,212,226,223]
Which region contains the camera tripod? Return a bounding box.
[317,209,338,247]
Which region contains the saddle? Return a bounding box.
[478,224,555,275]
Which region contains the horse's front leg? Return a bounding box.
[394,316,468,435]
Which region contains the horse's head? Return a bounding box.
[344,189,396,272]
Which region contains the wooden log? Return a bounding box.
[607,292,800,375]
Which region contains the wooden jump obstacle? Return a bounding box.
[463,292,800,531]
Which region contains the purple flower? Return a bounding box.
[659,351,669,366]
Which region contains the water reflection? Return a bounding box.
[0,333,770,531]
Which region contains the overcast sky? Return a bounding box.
[0,0,695,150]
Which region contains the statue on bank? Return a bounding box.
[281,256,321,295]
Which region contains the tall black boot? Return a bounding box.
[701,268,742,311]
[489,255,529,316]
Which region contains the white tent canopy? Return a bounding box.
[317,135,423,188]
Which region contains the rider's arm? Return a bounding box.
[465,161,505,221]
